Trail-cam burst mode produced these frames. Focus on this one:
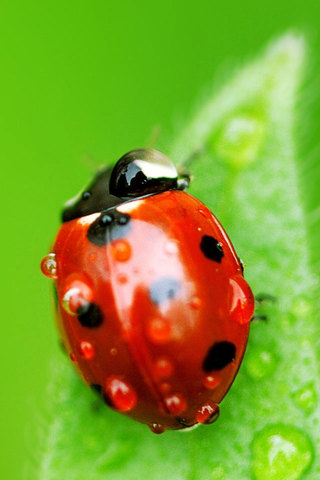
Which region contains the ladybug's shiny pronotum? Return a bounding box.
[41,148,254,433]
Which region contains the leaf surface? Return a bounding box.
[38,34,320,480]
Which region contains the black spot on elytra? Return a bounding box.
[87,210,131,246]
[203,341,236,371]
[77,302,103,328]
[149,277,180,305]
[200,235,224,262]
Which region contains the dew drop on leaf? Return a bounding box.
[292,382,317,414]
[211,464,226,480]
[214,113,265,168]
[245,348,277,380]
[252,424,313,480]
[291,297,312,318]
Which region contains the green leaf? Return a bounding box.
[38,34,320,480]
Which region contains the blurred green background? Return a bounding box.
[1,1,319,479]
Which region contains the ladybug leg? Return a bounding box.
[177,147,206,190]
[250,314,268,322]
[255,293,277,304]
[89,384,104,412]
[251,293,277,322]
[59,340,68,355]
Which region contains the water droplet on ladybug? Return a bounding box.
[110,347,118,356]
[63,288,86,315]
[164,393,187,415]
[159,382,172,394]
[88,253,97,262]
[105,376,137,412]
[40,253,58,279]
[190,296,202,310]
[203,374,221,390]
[146,318,172,344]
[153,357,174,378]
[117,273,128,284]
[79,340,95,360]
[110,239,132,262]
[229,276,255,324]
[196,402,220,424]
[164,241,179,255]
[62,281,93,315]
[70,352,77,362]
[148,423,166,434]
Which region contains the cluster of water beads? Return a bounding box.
[244,296,317,477]
[56,269,225,430]
[41,232,250,433]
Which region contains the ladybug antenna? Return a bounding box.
[176,146,205,190]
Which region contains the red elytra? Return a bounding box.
[41,149,254,433]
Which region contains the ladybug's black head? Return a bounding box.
[62,149,189,223]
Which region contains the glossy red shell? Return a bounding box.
[49,190,254,431]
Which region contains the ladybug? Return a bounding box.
[41,148,254,433]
